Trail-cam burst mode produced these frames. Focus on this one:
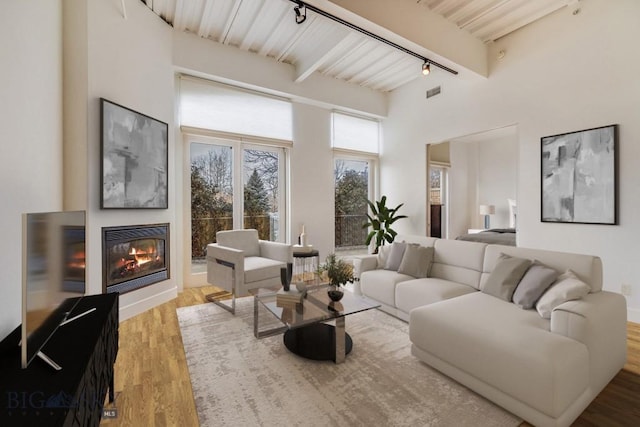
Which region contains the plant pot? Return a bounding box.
[328,288,344,302]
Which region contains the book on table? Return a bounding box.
[276,288,304,305]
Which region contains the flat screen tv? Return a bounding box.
[21,210,86,369]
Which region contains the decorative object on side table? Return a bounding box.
[363,195,408,254]
[318,253,354,302]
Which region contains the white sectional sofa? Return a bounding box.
[353,235,627,427]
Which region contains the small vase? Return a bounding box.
[327,286,344,302]
[280,263,293,291]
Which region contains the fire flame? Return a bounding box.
[128,245,156,267]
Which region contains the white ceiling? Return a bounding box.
[142,0,574,92]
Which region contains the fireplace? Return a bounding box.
[102,223,169,294]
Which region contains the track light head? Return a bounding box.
[294,1,307,24]
[422,61,431,76]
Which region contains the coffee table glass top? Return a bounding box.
[255,283,380,330]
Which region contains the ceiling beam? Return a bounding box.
[294,28,353,82]
[310,0,488,77]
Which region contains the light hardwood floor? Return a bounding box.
[102,288,640,426]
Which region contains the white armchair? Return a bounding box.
[206,229,293,314]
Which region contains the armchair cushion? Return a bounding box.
[216,229,260,257]
[244,256,286,284]
[259,240,293,263]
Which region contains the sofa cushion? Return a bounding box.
[395,278,476,314]
[244,256,286,284]
[482,253,531,301]
[482,244,602,292]
[385,241,407,271]
[512,261,559,309]
[398,245,433,278]
[410,292,589,418]
[536,269,590,319]
[430,239,487,289]
[360,269,414,307]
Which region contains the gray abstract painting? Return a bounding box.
[101,99,168,209]
[541,125,616,224]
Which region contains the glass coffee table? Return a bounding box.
[253,282,380,363]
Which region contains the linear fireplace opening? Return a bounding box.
[102,223,169,294]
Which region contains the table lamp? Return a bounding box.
[479,204,495,229]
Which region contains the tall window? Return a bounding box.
[243,145,283,241]
[334,158,372,250]
[332,112,379,252]
[181,77,290,278]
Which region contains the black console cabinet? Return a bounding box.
[0,294,119,427]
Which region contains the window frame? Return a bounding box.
[333,150,379,251]
[183,130,290,286]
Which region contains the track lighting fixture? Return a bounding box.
[422,61,431,76]
[294,1,306,25]
[288,1,457,76]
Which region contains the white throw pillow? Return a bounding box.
[376,244,392,269]
[535,269,590,319]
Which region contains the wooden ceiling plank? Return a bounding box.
[219,0,243,44]
[275,15,318,62]
[429,0,463,15]
[476,1,567,42]
[347,48,404,85]
[197,0,219,37]
[238,0,273,51]
[321,37,370,77]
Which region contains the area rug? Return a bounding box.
[177,298,521,427]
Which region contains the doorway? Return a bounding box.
[429,166,448,238]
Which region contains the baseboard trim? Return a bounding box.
[118,286,177,322]
[627,307,640,324]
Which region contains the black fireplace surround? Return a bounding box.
[102,223,169,294]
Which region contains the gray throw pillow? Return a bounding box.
[512,261,559,309]
[398,245,434,278]
[482,253,531,301]
[384,241,407,271]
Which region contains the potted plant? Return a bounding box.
[317,253,354,302]
[363,195,408,254]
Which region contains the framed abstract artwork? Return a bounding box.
[101,98,168,209]
[541,124,617,225]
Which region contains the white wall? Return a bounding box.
[447,142,471,239]
[87,0,177,319]
[383,0,640,321]
[290,103,335,259]
[0,0,63,340]
[62,0,177,320]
